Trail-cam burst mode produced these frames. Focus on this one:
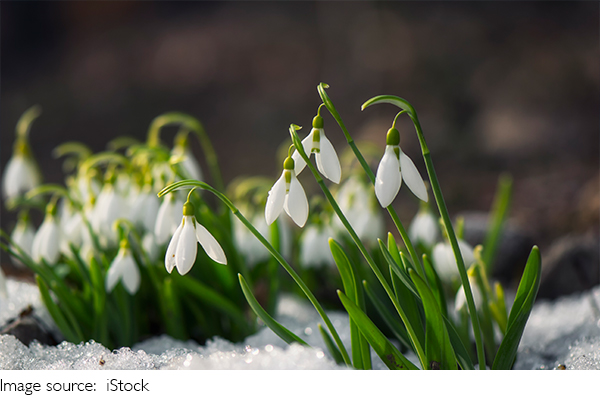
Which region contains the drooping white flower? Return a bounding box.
[105,241,140,295]
[408,206,439,248]
[32,205,61,265]
[142,232,159,262]
[454,270,484,313]
[334,176,383,244]
[292,114,341,184]
[374,127,427,208]
[129,183,160,232]
[165,200,227,275]
[91,182,128,247]
[10,213,35,267]
[300,224,336,268]
[154,192,184,245]
[265,156,309,228]
[432,239,476,284]
[58,200,83,257]
[2,149,41,201]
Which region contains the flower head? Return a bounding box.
[408,203,439,248]
[165,200,227,275]
[374,127,427,208]
[454,268,483,313]
[32,203,61,265]
[300,223,336,268]
[292,113,341,184]
[432,239,476,285]
[154,192,184,245]
[265,156,309,228]
[10,211,35,267]
[172,133,203,181]
[2,143,41,201]
[106,240,140,295]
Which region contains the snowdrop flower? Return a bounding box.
[432,239,476,284]
[408,205,439,248]
[154,192,184,245]
[92,181,128,247]
[292,112,341,184]
[265,156,309,228]
[2,141,41,201]
[129,183,160,232]
[58,200,83,257]
[10,212,35,267]
[334,176,383,244]
[454,270,484,313]
[300,224,336,268]
[142,232,159,262]
[106,240,140,295]
[375,127,427,208]
[165,200,227,275]
[32,203,61,265]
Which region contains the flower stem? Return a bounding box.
[362,94,487,370]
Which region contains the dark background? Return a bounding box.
[1,1,599,293]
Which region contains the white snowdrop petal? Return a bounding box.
[165,221,184,273]
[316,134,341,184]
[458,240,476,269]
[105,253,125,293]
[180,148,203,181]
[409,212,438,248]
[432,243,457,283]
[399,149,428,202]
[375,146,401,208]
[155,197,175,244]
[120,256,141,295]
[265,173,287,225]
[284,175,308,227]
[11,222,35,259]
[196,223,227,265]
[175,217,198,275]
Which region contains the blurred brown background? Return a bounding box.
[1,1,598,295]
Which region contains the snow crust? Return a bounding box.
[1,278,598,370]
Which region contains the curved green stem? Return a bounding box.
[362,95,486,369]
[158,179,352,367]
[317,83,426,280]
[290,124,427,369]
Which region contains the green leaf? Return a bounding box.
[422,254,448,318]
[378,240,418,298]
[329,238,370,369]
[239,274,309,346]
[492,246,542,370]
[483,174,513,271]
[318,323,345,365]
[409,269,457,370]
[338,290,419,370]
[363,280,412,350]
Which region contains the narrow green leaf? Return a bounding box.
[329,238,371,370]
[363,280,412,350]
[422,254,448,318]
[239,274,309,346]
[492,246,541,370]
[318,323,345,365]
[378,240,418,298]
[338,290,419,370]
[441,315,475,370]
[483,174,512,271]
[409,269,457,370]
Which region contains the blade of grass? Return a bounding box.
[238,274,309,346]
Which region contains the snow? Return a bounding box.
[1,278,598,370]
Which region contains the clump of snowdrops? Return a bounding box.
[2,84,541,369]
